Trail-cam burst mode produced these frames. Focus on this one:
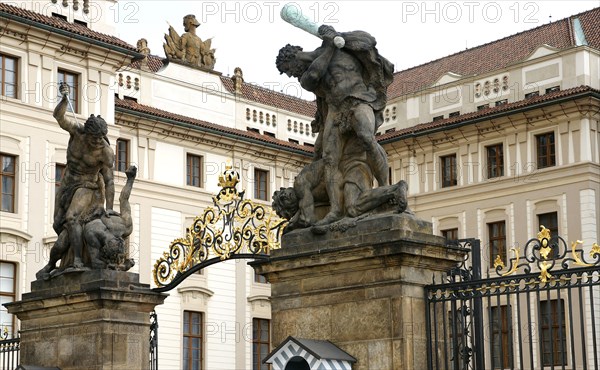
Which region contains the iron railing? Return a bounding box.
[0,333,19,370]
[150,310,158,370]
[426,232,600,370]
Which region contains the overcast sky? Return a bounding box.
[116,1,599,100]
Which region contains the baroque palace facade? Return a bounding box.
[0,1,598,369]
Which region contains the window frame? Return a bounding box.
[254,168,269,201]
[0,54,18,99]
[538,212,559,258]
[490,305,512,369]
[486,143,504,179]
[0,153,17,213]
[186,153,203,188]
[488,221,506,268]
[540,299,567,366]
[536,132,556,169]
[254,271,268,284]
[115,139,129,173]
[57,69,80,114]
[441,228,459,242]
[537,212,558,237]
[0,261,17,337]
[252,318,271,370]
[440,154,457,188]
[182,310,203,370]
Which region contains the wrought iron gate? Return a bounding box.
[0,330,19,370]
[147,164,286,368]
[149,310,158,370]
[425,231,600,370]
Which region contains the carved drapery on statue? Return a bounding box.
[163,14,216,70]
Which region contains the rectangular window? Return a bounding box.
[495,99,508,106]
[538,212,558,237]
[449,111,460,117]
[441,154,457,188]
[488,221,506,267]
[477,104,489,111]
[254,271,267,284]
[1,154,16,213]
[186,154,202,188]
[0,54,18,98]
[536,132,556,169]
[538,212,559,258]
[253,318,270,370]
[525,91,539,99]
[57,69,79,113]
[448,313,465,370]
[0,261,16,337]
[433,115,444,122]
[486,144,504,179]
[490,305,512,369]
[183,311,203,370]
[55,163,66,196]
[254,169,269,201]
[540,300,567,366]
[545,86,560,94]
[116,139,129,173]
[442,228,459,241]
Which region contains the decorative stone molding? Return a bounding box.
[0,227,33,242]
[177,286,214,309]
[246,107,277,128]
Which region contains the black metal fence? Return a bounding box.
[0,335,19,370]
[426,235,600,370]
[150,310,158,370]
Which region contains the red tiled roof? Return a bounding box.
[128,55,167,73]
[389,7,600,98]
[220,77,316,117]
[0,2,138,52]
[378,85,600,143]
[114,98,314,156]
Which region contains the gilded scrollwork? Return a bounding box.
[494,226,599,283]
[152,165,286,288]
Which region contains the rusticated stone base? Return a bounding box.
[6,270,166,370]
[252,213,465,370]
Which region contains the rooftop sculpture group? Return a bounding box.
[164,14,216,70]
[36,84,135,280]
[273,9,410,234]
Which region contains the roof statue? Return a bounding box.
[36,84,136,280]
[274,5,410,234]
[163,14,216,70]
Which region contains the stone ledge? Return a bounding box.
[275,212,439,257]
[252,213,463,281]
[26,270,150,300]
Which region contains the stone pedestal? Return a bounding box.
[5,270,167,370]
[253,213,465,370]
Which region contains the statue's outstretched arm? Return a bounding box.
[53,88,80,134]
[101,150,116,212]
